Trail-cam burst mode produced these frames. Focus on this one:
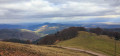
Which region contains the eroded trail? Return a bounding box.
[62,47,106,56]
[50,46,107,56]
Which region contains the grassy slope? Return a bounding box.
[0,41,92,56]
[57,31,120,56]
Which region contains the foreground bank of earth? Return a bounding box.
[0,41,93,56]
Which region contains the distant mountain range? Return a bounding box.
[0,29,40,41]
[0,23,120,41]
[0,23,120,30]
[0,24,26,29]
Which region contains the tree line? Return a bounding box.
[37,27,120,45]
[2,39,31,44]
[89,27,120,40]
[37,27,86,45]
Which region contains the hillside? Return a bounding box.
[28,23,69,31]
[0,41,92,56]
[34,25,68,35]
[57,31,120,56]
[37,27,86,45]
[0,29,40,41]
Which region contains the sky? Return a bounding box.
[0,0,120,24]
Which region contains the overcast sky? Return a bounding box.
[0,0,120,24]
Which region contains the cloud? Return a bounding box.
[0,0,29,3]
[97,22,120,25]
[0,0,119,24]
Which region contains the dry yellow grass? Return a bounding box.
[0,41,92,56]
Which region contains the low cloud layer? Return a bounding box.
[0,0,120,24]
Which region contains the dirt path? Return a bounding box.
[62,47,106,56]
[49,46,107,56]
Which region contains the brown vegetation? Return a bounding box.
[0,41,92,56]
